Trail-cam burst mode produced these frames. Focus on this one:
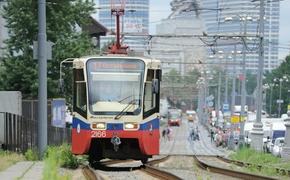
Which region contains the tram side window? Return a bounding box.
[144,82,153,112]
[144,69,158,118]
[74,69,87,117]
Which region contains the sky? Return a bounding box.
[149,0,290,60]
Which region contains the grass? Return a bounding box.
[0,150,24,171]
[24,148,39,161]
[229,147,289,178]
[42,144,78,180]
[230,147,281,165]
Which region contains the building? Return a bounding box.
[93,0,149,54]
[201,0,280,72]
[81,16,108,49]
[148,0,206,75]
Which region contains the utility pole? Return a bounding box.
[204,73,208,125]
[37,0,47,157]
[270,84,273,116]
[224,60,229,105]
[217,71,221,121]
[240,17,248,147]
[228,44,237,150]
[278,79,282,118]
[231,44,237,116]
[251,0,265,151]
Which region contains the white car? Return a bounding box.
[271,137,284,157]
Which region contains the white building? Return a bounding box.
[201,0,280,72]
[93,0,149,54]
[148,0,206,75]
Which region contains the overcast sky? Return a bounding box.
[149,0,290,60]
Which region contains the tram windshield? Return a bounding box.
[87,58,145,115]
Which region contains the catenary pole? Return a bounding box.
[240,17,248,146]
[37,0,47,157]
[251,0,265,151]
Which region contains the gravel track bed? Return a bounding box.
[197,156,244,171]
[155,155,240,180]
[93,160,158,180]
[90,116,233,179]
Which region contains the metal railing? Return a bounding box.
[0,112,71,152]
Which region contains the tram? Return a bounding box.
[71,56,161,165]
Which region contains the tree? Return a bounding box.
[0,0,95,101]
[163,69,182,84]
[264,55,290,116]
[246,71,257,95]
[184,69,201,84]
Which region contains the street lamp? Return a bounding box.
[263,83,270,113]
[225,14,254,147]
[197,77,205,122]
[274,75,289,118]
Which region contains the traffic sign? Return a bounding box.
[206,95,214,101]
[208,101,214,107]
[223,104,229,111]
[231,115,240,124]
[277,99,284,104]
[288,105,290,110]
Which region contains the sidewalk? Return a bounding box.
[0,161,43,180]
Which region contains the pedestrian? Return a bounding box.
[167,127,173,141]
[190,128,195,141]
[162,128,167,140]
[210,129,214,143]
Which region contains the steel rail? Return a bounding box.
[82,166,100,180]
[217,155,290,177]
[147,156,170,165]
[101,159,135,166]
[193,155,279,180]
[140,165,182,180]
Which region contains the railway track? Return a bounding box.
[82,155,287,180]
[140,164,182,180]
[217,155,290,177]
[82,165,100,180]
[194,155,279,180]
[82,156,182,180]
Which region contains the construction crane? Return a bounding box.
[108,0,128,54]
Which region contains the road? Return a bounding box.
[159,117,231,156]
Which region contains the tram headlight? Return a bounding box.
[124,122,139,130]
[92,122,106,130]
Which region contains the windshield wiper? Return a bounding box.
[114,99,139,120]
[118,95,134,103]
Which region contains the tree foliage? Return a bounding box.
[0,0,95,101]
[162,68,201,108]
[264,56,290,116]
[246,71,257,95]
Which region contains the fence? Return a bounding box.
[0,112,71,153]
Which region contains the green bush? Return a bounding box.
[24,148,39,161]
[43,145,77,180]
[44,144,79,169]
[58,144,78,169]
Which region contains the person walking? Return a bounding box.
[167,127,173,141]
[210,129,214,143]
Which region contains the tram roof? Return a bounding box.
[73,55,161,69]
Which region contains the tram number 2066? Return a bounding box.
[91,131,106,138]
